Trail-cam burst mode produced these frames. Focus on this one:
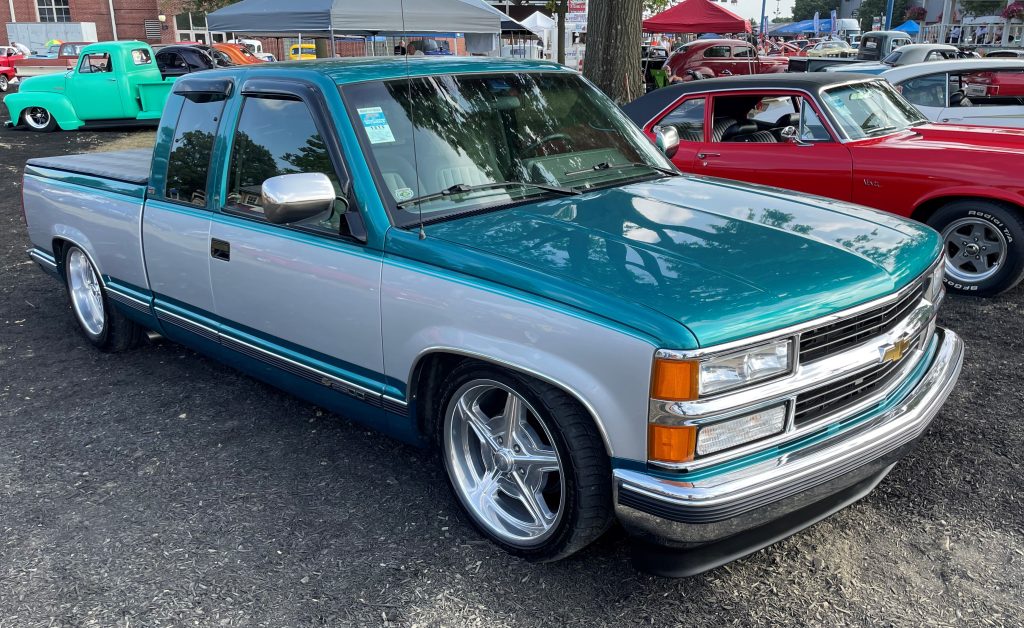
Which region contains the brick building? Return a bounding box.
[0,0,177,46]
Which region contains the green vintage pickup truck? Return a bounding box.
[3,41,174,132]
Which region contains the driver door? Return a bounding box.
[70,52,127,120]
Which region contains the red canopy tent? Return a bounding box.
[642,0,751,34]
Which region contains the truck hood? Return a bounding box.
[393,175,940,349]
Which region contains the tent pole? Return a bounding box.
[298,32,302,59]
[331,27,336,57]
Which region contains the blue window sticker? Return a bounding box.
[357,106,396,144]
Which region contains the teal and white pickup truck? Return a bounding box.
[4,41,174,131]
[20,57,963,576]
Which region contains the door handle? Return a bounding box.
[210,238,230,261]
[106,78,116,82]
[720,70,732,76]
[696,152,720,159]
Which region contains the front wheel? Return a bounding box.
[63,245,143,351]
[927,200,1024,297]
[23,106,57,132]
[438,363,612,562]
[0,75,8,92]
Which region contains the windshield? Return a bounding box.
[820,80,926,139]
[341,72,674,226]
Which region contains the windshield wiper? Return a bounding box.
[865,125,899,136]
[396,180,579,209]
[563,161,678,178]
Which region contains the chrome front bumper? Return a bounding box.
[615,327,963,573]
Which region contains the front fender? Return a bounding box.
[3,91,82,130]
[381,263,667,463]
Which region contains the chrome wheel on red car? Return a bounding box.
[941,217,1007,283]
[929,199,1024,297]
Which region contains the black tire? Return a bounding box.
[0,75,8,92]
[436,362,613,562]
[22,106,58,132]
[62,245,143,352]
[927,199,1024,297]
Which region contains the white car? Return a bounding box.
[883,59,1024,128]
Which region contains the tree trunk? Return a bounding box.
[582,0,644,104]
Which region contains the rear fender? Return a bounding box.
[3,91,82,130]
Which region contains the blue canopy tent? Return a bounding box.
[892,20,920,35]
[769,19,835,36]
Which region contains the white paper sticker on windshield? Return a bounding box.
[357,107,396,144]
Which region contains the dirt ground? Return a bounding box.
[1,89,1022,627]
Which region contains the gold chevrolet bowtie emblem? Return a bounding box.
[880,336,912,364]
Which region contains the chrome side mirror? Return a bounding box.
[780,125,808,145]
[654,125,680,159]
[261,172,337,225]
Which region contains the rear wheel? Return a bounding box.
[0,75,8,92]
[63,245,143,351]
[927,200,1024,296]
[438,363,612,562]
[23,106,57,132]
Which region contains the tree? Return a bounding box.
[583,0,644,104]
[959,0,1004,16]
[857,0,910,31]
[791,0,838,22]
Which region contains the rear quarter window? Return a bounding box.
[163,95,227,207]
[132,49,152,65]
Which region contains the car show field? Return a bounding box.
[1,65,1023,627]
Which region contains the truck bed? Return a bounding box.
[26,148,151,185]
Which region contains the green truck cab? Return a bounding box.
[3,41,174,132]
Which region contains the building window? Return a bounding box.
[37,0,71,23]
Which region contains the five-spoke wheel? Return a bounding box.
[23,106,57,132]
[444,379,564,545]
[438,363,612,561]
[929,200,1024,297]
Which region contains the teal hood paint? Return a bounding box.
[389,175,941,349]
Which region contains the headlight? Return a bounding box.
[651,339,793,401]
[699,339,792,396]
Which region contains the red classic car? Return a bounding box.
[664,39,789,81]
[623,73,1024,296]
[963,69,1024,98]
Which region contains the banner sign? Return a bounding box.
[813,11,820,34]
[830,10,838,35]
[567,0,588,26]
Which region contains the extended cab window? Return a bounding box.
[659,98,705,142]
[224,97,344,235]
[164,95,226,207]
[79,53,111,74]
[704,46,730,59]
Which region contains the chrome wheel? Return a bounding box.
[24,107,51,130]
[444,380,565,545]
[67,248,105,337]
[942,217,1008,283]
[0,75,8,92]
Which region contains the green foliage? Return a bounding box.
[184,0,233,12]
[644,0,672,11]
[959,0,1005,16]
[772,16,794,23]
[791,0,839,22]
[857,0,910,31]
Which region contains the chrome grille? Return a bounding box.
[799,283,925,364]
[794,329,923,428]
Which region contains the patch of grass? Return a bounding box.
[88,129,157,153]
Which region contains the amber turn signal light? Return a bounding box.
[648,424,697,464]
[651,358,698,401]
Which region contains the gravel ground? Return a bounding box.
[1,91,1022,627]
